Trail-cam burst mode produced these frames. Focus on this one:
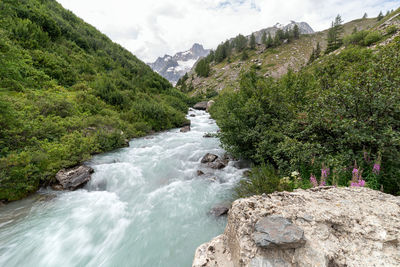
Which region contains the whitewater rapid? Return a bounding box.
[0,109,246,267]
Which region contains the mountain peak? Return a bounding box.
[148,44,210,85]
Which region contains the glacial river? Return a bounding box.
[0,109,246,267]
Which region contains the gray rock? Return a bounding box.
[203,133,214,138]
[201,153,218,163]
[180,125,191,132]
[253,216,305,249]
[197,170,204,176]
[210,203,231,217]
[206,100,215,112]
[233,159,252,169]
[55,165,94,190]
[207,160,226,169]
[190,114,196,117]
[193,101,208,110]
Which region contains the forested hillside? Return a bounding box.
[209,10,400,196]
[0,0,191,201]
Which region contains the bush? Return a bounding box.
[386,25,397,35]
[211,41,400,195]
[363,31,382,46]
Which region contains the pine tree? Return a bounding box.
[325,15,344,54]
[315,42,321,58]
[266,33,273,48]
[250,33,256,50]
[352,26,358,34]
[233,34,248,52]
[377,11,384,21]
[241,50,249,60]
[261,31,267,45]
[363,12,368,19]
[293,24,300,39]
[386,10,390,16]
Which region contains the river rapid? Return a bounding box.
[0,109,246,267]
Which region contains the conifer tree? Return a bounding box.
[325,14,343,54]
[363,12,368,19]
[377,11,384,21]
[250,33,256,49]
[293,24,300,39]
[261,31,267,45]
[266,33,273,48]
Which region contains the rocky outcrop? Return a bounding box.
[206,100,215,112]
[210,203,231,217]
[193,187,400,267]
[55,165,94,190]
[201,153,219,163]
[201,153,226,170]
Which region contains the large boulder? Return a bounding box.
[207,160,226,169]
[209,203,231,217]
[193,101,208,110]
[193,187,400,267]
[55,165,94,190]
[206,100,215,112]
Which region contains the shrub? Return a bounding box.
[363,31,382,46]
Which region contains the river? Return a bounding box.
[0,109,246,267]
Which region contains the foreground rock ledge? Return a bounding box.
[193,187,400,267]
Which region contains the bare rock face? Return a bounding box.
[209,203,231,217]
[193,187,400,267]
[55,165,94,190]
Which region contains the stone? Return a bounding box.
[206,100,215,112]
[253,216,305,249]
[193,101,208,110]
[193,187,400,267]
[209,203,231,217]
[203,133,214,138]
[190,114,196,117]
[201,153,218,163]
[233,159,252,169]
[197,170,205,176]
[180,125,191,132]
[55,165,94,191]
[207,160,226,169]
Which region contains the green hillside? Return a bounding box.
[178,15,389,96]
[208,10,400,196]
[0,0,191,201]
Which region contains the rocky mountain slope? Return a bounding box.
[240,21,314,44]
[178,18,377,95]
[193,187,400,267]
[148,43,210,85]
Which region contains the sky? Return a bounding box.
[56,0,398,62]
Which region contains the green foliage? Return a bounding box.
[261,31,267,45]
[235,164,293,198]
[250,33,256,50]
[195,58,211,77]
[211,40,400,196]
[233,34,248,52]
[363,31,382,45]
[377,11,384,21]
[386,25,398,35]
[215,41,231,63]
[326,14,344,53]
[0,0,188,201]
[293,24,300,39]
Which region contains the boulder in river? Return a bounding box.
[180,125,191,132]
[207,160,226,169]
[201,153,218,163]
[197,170,205,176]
[55,165,94,190]
[193,101,208,110]
[203,133,214,138]
[190,114,196,117]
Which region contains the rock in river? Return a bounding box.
[201,153,218,163]
[180,125,191,132]
[55,165,94,190]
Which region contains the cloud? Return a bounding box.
[56,0,398,62]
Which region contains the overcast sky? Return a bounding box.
[56,0,398,62]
